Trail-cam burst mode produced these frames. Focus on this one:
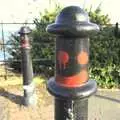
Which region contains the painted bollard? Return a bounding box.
[19,26,36,106]
[47,6,99,120]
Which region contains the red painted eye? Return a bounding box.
[57,51,69,69]
[77,51,88,65]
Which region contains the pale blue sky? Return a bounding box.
[0,0,120,60]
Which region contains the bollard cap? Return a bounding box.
[19,26,32,34]
[47,6,99,37]
[55,6,89,24]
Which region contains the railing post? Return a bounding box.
[19,26,36,106]
[114,22,119,38]
[46,6,99,120]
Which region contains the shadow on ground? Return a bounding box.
[0,86,120,107]
[95,94,120,103]
[0,87,23,106]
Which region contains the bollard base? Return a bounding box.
[47,78,97,120]
[47,77,97,100]
[23,83,37,106]
[23,90,37,106]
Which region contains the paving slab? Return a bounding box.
[0,87,120,120]
[42,89,120,120]
[88,90,120,120]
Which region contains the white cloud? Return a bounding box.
[0,0,119,23]
[0,0,50,22]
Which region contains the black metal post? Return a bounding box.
[47,6,99,120]
[114,22,120,38]
[19,26,36,106]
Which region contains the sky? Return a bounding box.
[0,0,120,24]
[0,0,120,60]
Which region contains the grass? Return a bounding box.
[0,65,54,120]
[0,64,45,87]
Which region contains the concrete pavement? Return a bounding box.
[88,90,120,120]
[43,89,120,120]
[0,87,120,120]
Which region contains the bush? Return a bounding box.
[7,6,62,77]
[90,27,120,88]
[7,5,120,88]
[31,6,61,76]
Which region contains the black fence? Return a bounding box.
[0,22,54,80]
[0,22,119,80]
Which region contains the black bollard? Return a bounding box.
[19,26,36,106]
[47,6,99,120]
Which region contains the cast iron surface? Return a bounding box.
[56,37,89,76]
[47,78,97,100]
[47,6,99,120]
[55,98,88,120]
[19,26,34,106]
[46,6,99,37]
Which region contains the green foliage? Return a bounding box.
[8,6,120,88]
[31,6,61,76]
[90,27,120,88]
[7,34,21,72]
[87,5,110,25]
[7,5,62,77]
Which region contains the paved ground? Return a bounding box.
[89,90,120,120]
[0,86,119,120]
[45,89,120,120]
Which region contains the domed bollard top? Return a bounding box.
[19,26,32,34]
[47,6,99,37]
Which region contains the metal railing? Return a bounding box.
[0,22,54,80]
[0,22,118,80]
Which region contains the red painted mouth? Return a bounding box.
[56,70,88,87]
